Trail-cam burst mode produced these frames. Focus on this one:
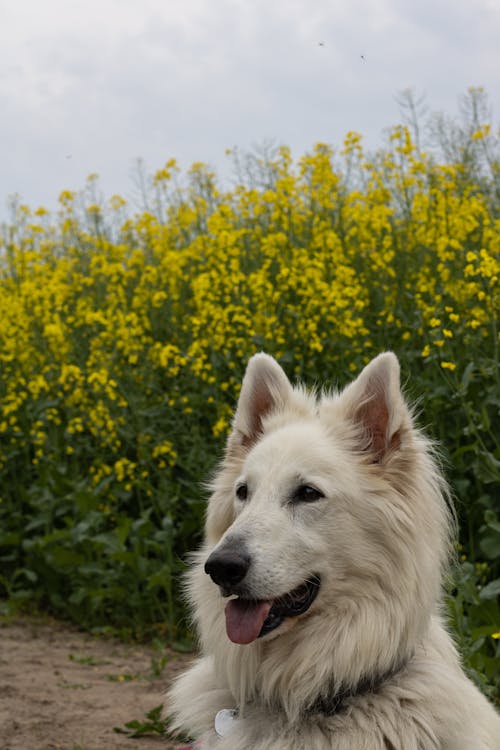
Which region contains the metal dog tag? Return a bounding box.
[214,708,239,737]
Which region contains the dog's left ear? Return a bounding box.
[341,352,408,462]
[231,353,293,450]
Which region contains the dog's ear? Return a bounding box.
[231,353,293,450]
[341,352,408,462]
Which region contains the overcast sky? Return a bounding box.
[1,0,499,219]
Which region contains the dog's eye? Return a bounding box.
[236,483,248,501]
[292,485,324,503]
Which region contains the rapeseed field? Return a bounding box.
[0,115,499,698]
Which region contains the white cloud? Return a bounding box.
[1,0,499,216]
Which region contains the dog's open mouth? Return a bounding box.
[224,575,320,645]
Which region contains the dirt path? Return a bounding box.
[0,616,192,750]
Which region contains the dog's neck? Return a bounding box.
[305,657,410,717]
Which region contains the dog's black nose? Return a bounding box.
[204,548,251,588]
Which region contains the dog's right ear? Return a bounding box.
[206,355,292,543]
[230,353,293,450]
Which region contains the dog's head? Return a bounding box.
[200,353,450,651]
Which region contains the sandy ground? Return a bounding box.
[0,616,192,750]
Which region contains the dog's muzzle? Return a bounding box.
[204,546,321,644]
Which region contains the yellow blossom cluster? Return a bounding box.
[0,128,498,502]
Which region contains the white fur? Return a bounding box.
[166,352,500,749]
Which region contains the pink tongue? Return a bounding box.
[225,599,272,644]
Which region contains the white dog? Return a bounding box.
[167,352,500,749]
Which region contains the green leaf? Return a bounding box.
[479,532,500,561]
[113,704,171,737]
[479,579,500,600]
[460,361,475,392]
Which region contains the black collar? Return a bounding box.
[306,659,409,717]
